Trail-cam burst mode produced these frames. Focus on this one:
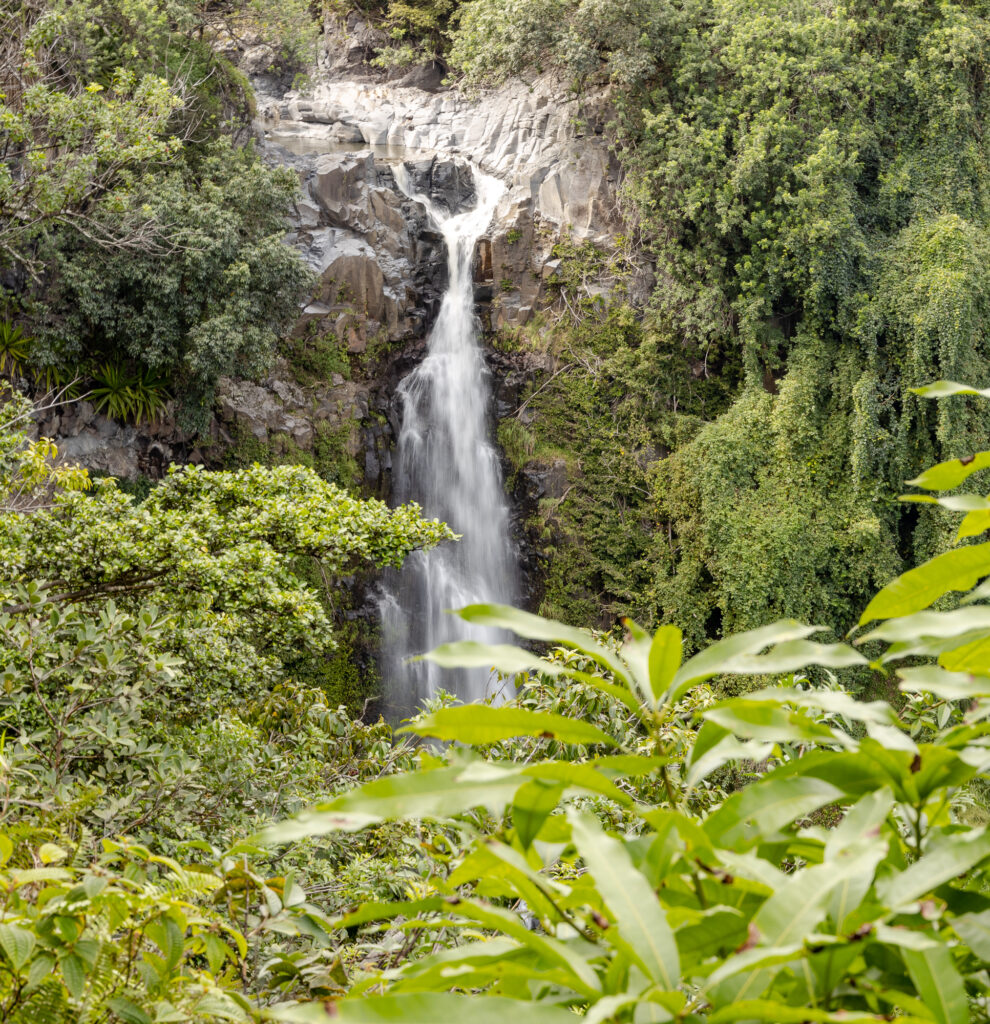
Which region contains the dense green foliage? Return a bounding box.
[5,381,990,1020]
[1,0,318,427]
[474,0,990,646]
[243,382,990,1021]
[0,389,451,841]
[11,0,990,1017]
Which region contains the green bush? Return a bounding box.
[1,0,318,429]
[256,381,990,1020]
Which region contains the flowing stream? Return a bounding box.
[379,163,517,717]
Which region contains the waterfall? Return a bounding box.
[379,162,517,718]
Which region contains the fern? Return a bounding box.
[9,978,70,1024]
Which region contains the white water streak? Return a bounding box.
[380,164,516,717]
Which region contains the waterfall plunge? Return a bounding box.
[379,163,517,717]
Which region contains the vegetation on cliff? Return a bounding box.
[8,1,990,1021]
[0,0,316,427]
[468,0,990,650]
[327,1,990,648]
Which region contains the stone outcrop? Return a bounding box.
[253,38,626,330]
[401,156,477,215]
[266,75,621,241]
[33,399,193,480]
[270,146,451,343]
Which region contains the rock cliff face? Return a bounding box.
[256,18,624,330]
[279,146,448,341]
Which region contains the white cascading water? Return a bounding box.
[379,162,516,717]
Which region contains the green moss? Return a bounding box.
[313,420,362,490]
[222,420,361,491]
[89,473,156,503]
[284,556,381,715]
[496,419,535,486]
[282,328,351,387]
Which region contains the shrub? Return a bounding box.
[259,381,990,1021]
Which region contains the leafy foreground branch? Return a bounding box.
[8,383,990,1021]
[256,382,990,1022]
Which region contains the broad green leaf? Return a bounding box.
[951,909,990,957]
[268,994,579,1023]
[27,953,55,989]
[743,687,896,728]
[107,997,153,1024]
[703,699,845,747]
[898,665,990,699]
[639,808,714,856]
[191,991,251,1021]
[569,811,680,988]
[753,839,886,948]
[907,452,990,491]
[60,952,86,999]
[939,632,990,674]
[453,899,601,996]
[875,628,990,665]
[10,868,71,885]
[911,746,978,798]
[386,941,588,996]
[333,897,447,930]
[900,492,990,511]
[825,790,895,930]
[685,733,775,790]
[388,936,526,979]
[512,779,565,849]
[860,542,990,624]
[714,638,866,674]
[202,933,234,975]
[708,1002,895,1023]
[522,760,635,808]
[879,828,990,906]
[671,621,822,700]
[455,604,630,681]
[38,843,66,864]
[255,762,529,841]
[958,508,990,539]
[961,577,990,605]
[631,1002,675,1023]
[649,624,682,702]
[912,380,990,400]
[620,621,656,708]
[447,842,564,922]
[874,923,941,951]
[674,908,747,963]
[403,705,617,747]
[0,924,35,971]
[419,642,548,674]
[703,776,842,850]
[825,788,894,856]
[858,606,990,644]
[422,639,643,717]
[901,943,968,1024]
[704,943,805,993]
[584,996,643,1024]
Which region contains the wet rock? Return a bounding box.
[275,73,622,241]
[395,61,445,93]
[285,150,447,343]
[402,156,477,215]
